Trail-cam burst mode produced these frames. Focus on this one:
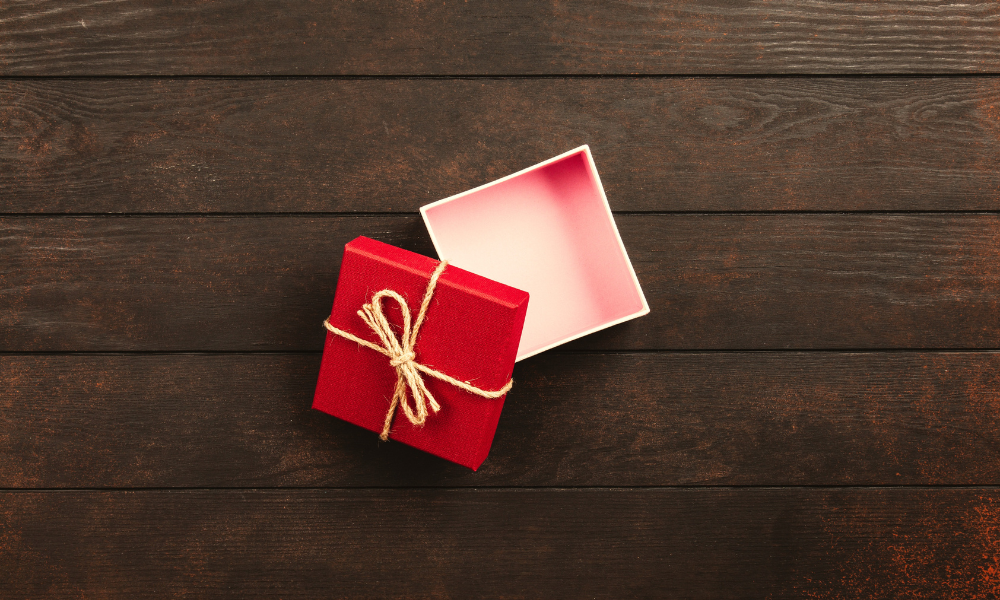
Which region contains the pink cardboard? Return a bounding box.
[420,146,649,361]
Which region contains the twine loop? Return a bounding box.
[323,260,513,441]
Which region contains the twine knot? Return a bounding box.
[323,260,513,441]
[389,350,415,368]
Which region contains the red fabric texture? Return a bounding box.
[313,236,529,470]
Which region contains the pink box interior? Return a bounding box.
[420,146,649,361]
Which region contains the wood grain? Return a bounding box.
[3,214,1000,352]
[4,0,996,595]
[3,352,1000,488]
[2,1,1000,75]
[2,488,999,598]
[4,77,1000,214]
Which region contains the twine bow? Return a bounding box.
[323,260,513,441]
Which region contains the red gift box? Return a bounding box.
[313,236,529,470]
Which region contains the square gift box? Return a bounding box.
[421,145,648,361]
[313,236,529,470]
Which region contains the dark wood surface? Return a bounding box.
[6,215,1000,351]
[5,78,1000,213]
[3,1,1000,598]
[3,1,1000,75]
[4,488,999,599]
[5,352,1000,488]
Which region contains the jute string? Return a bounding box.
[323,260,513,441]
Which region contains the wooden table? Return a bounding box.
[3,2,1000,597]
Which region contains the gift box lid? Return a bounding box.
[420,145,649,361]
[314,236,529,470]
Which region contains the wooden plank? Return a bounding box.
[5,77,1000,214]
[3,352,1000,488]
[4,214,1000,351]
[2,1,1000,75]
[1,488,998,598]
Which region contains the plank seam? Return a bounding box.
[5,349,1000,356]
[2,73,1000,81]
[6,211,1000,218]
[1,485,999,492]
